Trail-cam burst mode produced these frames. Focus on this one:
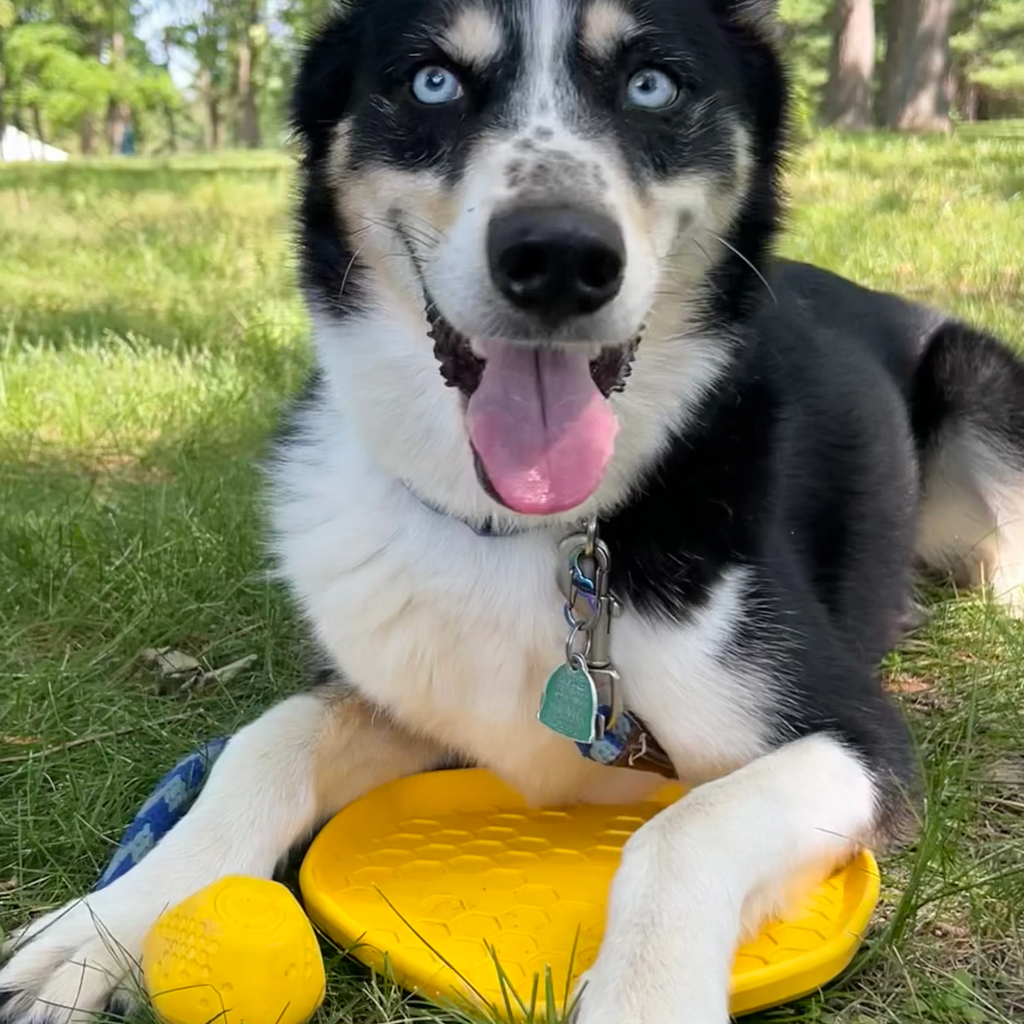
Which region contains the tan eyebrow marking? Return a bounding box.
[581,0,639,60]
[441,7,504,69]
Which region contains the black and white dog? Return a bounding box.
[3,2,1024,1022]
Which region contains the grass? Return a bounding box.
[1,132,1023,1023]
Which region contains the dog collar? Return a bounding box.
[402,482,531,538]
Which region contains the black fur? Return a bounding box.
[912,322,1024,469]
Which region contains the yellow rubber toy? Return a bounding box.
[143,876,325,1024]
[301,769,880,1019]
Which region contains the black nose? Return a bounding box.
[488,206,625,320]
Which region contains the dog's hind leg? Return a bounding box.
[912,321,1024,615]
[0,681,442,1024]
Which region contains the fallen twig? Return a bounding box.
[0,713,193,764]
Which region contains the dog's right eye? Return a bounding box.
[411,65,464,105]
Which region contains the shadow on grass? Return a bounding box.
[0,158,292,196]
[3,296,313,375]
[5,298,255,353]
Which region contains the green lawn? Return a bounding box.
[2,133,1023,1023]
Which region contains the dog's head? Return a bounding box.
[293,0,785,523]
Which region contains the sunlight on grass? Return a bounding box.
[1,136,1023,1023]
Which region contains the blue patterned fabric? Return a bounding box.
[577,706,638,765]
[95,738,227,890]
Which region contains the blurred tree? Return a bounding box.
[0,0,12,139]
[4,22,111,144]
[776,0,832,135]
[879,0,956,131]
[950,0,1024,120]
[2,0,183,153]
[5,0,1023,153]
[176,0,271,150]
[231,1,267,148]
[824,0,875,128]
[186,1,231,150]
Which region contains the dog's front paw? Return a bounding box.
[568,816,732,1024]
[0,886,156,1024]
[570,958,729,1024]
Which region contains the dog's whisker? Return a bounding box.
[707,233,778,305]
[337,245,364,302]
[354,211,440,248]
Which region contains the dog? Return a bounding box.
[3,2,1024,1022]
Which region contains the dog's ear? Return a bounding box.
[291,8,362,161]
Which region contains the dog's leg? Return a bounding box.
[0,685,442,1024]
[575,733,888,1024]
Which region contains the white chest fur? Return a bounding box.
[272,409,773,806]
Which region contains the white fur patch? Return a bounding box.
[917,428,1024,614]
[442,7,504,68]
[581,0,639,59]
[575,734,877,1024]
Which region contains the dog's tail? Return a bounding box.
[911,321,1024,613]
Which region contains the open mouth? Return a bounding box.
[397,223,640,516]
[427,305,638,400]
[427,303,640,516]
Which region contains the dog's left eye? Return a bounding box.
[411,65,464,105]
[625,68,678,110]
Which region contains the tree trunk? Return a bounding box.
[161,32,178,153]
[233,4,262,149]
[106,98,131,153]
[824,0,875,129]
[233,37,261,148]
[0,31,6,147]
[31,104,45,146]
[106,30,130,153]
[80,113,96,155]
[209,98,223,149]
[165,105,178,153]
[242,43,261,148]
[880,0,956,132]
[198,66,224,150]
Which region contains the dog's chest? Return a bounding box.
[274,449,771,801]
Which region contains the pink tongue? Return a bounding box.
[466,341,619,515]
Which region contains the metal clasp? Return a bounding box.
[556,519,623,730]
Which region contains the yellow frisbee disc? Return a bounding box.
[300,769,879,1018]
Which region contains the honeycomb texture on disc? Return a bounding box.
[300,769,879,1018]
[143,876,325,1024]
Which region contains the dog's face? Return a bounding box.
[295,0,783,521]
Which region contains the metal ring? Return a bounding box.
[584,517,598,557]
[563,601,579,629]
[569,651,589,673]
[563,600,593,630]
[570,552,597,594]
[565,623,591,665]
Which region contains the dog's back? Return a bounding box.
[769,260,1024,611]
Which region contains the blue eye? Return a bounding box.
[625,68,678,110]
[411,65,464,105]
